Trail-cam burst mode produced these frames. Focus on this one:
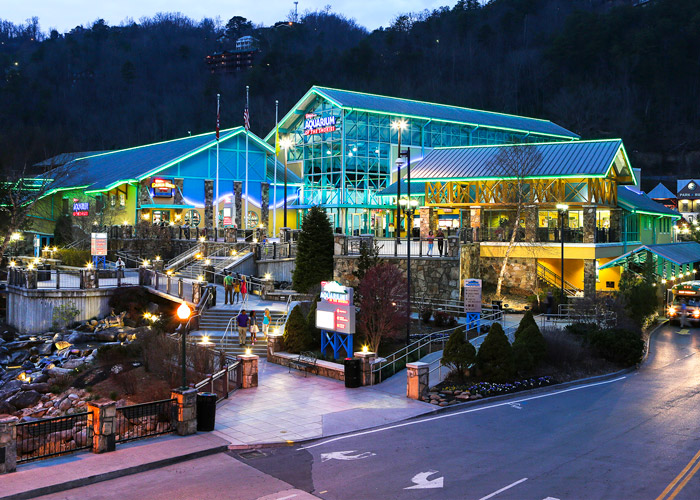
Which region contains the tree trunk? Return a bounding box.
[495,204,523,299]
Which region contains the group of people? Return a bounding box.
[425,228,446,257]
[223,271,248,305]
[235,308,271,346]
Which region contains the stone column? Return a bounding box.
[354,351,377,386]
[234,181,243,229]
[171,388,197,436]
[192,281,204,304]
[236,354,259,388]
[584,259,597,298]
[524,204,538,243]
[267,333,284,357]
[610,207,622,242]
[583,205,597,244]
[80,268,98,289]
[406,362,429,400]
[261,182,270,236]
[153,259,164,272]
[419,207,436,237]
[261,275,274,299]
[138,178,152,206]
[204,180,214,234]
[447,235,459,258]
[87,400,116,453]
[0,416,18,474]
[173,178,185,205]
[334,233,347,256]
[25,269,37,289]
[224,227,236,243]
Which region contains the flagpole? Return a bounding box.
[245,86,249,231]
[215,93,220,238]
[274,100,278,239]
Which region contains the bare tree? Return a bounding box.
[490,144,542,299]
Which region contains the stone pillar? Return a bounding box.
[204,180,214,234]
[234,181,243,229]
[406,362,429,400]
[24,269,37,289]
[610,208,622,242]
[138,178,152,206]
[584,259,597,298]
[261,182,270,236]
[224,227,236,243]
[459,243,481,285]
[583,206,597,244]
[267,333,284,357]
[419,207,436,237]
[261,275,274,299]
[153,259,164,272]
[447,235,459,258]
[354,351,377,386]
[81,268,98,289]
[173,178,185,205]
[236,354,259,388]
[524,204,538,243]
[171,388,197,436]
[87,400,116,453]
[334,233,347,255]
[0,416,18,474]
[192,281,204,304]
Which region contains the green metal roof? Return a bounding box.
[266,86,579,142]
[618,186,681,217]
[599,242,700,270]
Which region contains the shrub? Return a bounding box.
[512,341,534,373]
[96,342,142,364]
[109,391,119,401]
[52,302,80,331]
[306,297,321,350]
[421,308,433,324]
[441,327,476,382]
[283,305,312,354]
[434,311,452,327]
[476,322,515,382]
[56,248,91,267]
[587,328,644,367]
[623,282,659,327]
[512,324,547,374]
[565,322,595,337]
[514,310,538,340]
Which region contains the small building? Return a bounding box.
[647,182,678,211]
[206,37,258,74]
[676,179,700,224]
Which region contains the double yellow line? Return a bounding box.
[657,448,700,500]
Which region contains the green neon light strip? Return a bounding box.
[86,179,137,194]
[412,174,607,182]
[434,137,621,151]
[38,185,90,200]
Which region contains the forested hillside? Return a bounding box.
[1,0,699,181]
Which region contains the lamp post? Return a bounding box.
[280,136,294,231]
[556,204,569,304]
[391,119,408,245]
[400,195,419,345]
[177,302,192,390]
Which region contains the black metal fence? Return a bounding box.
[15,412,92,464]
[115,399,177,444]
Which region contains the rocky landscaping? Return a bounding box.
[422,377,556,406]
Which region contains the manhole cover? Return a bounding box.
[238,450,267,460]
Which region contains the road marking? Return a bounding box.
[404,470,444,489]
[275,495,297,500]
[542,497,560,500]
[656,447,700,500]
[478,478,528,500]
[299,376,626,450]
[320,450,375,462]
[509,402,522,410]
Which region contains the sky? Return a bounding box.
[3,0,454,33]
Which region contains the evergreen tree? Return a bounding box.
[512,324,547,373]
[306,296,321,350]
[512,340,534,374]
[514,310,538,340]
[292,206,334,293]
[441,327,476,382]
[476,322,515,382]
[352,241,382,282]
[283,305,310,353]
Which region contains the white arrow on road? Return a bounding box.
[404,470,444,489]
[509,402,522,410]
[320,450,376,462]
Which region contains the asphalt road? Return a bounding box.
[39,323,700,500]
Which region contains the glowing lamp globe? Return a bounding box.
[177,302,191,321]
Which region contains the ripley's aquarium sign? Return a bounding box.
[304,113,336,136]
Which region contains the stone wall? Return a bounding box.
[257,258,295,283]
[480,256,537,295]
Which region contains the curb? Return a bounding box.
[2,444,229,500]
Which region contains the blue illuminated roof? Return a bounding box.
[647,182,676,199]
[618,186,680,217]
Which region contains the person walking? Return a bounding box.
[249,310,258,345]
[236,309,249,346]
[437,228,445,256]
[241,275,248,301]
[223,271,234,305]
[426,231,435,257]
[680,299,689,328]
[232,278,241,304]
[262,308,271,339]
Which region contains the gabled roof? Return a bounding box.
[41,128,300,195]
[266,86,579,142]
[677,179,700,193]
[599,242,700,270]
[410,139,634,182]
[647,182,676,199]
[618,186,680,217]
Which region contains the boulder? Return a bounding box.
[67,332,87,344]
[54,341,72,351]
[62,359,85,370]
[22,382,51,393]
[52,333,64,343]
[58,398,72,411]
[37,342,54,356]
[8,350,30,366]
[67,393,79,400]
[46,366,73,378]
[0,400,17,415]
[32,373,49,384]
[1,379,23,394]
[8,390,43,410]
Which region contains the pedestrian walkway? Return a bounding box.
[212,359,434,445]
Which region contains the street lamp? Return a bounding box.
[280,136,294,230]
[391,119,408,244]
[177,302,192,390]
[556,203,569,304]
[400,196,419,345]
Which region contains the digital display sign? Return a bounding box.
[316,281,355,334]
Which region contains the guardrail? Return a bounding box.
[15,411,92,463]
[114,398,177,444]
[7,267,140,290]
[193,360,242,402]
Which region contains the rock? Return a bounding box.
[37,342,54,356]
[94,329,118,342]
[46,366,73,378]
[67,332,87,344]
[455,394,471,401]
[32,373,49,384]
[21,360,35,370]
[8,390,43,410]
[1,379,23,393]
[0,400,17,414]
[58,398,72,411]
[8,350,30,366]
[67,393,79,400]
[22,382,51,393]
[52,333,64,343]
[75,428,89,447]
[62,359,85,370]
[438,401,448,407]
[430,400,440,405]
[54,341,71,351]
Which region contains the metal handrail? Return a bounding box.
[193,359,241,402]
[537,262,580,296]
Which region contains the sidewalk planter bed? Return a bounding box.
[425,376,556,405]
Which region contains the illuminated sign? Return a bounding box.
[91,233,108,256]
[151,178,174,197]
[72,202,89,217]
[316,281,355,334]
[304,114,336,136]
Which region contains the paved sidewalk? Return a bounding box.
[213,359,434,445]
[1,433,228,500]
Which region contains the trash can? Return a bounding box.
[196,392,217,431]
[344,358,362,388]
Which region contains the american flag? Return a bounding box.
[244,106,250,131]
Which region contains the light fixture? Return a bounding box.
[86,262,93,270]
[231,250,237,256]
[9,260,16,267]
[556,204,569,211]
[362,345,369,353]
[10,232,20,241]
[177,302,191,320]
[166,270,173,276]
[199,236,206,242]
[53,246,58,252]
[280,136,294,151]
[142,259,149,266]
[264,273,272,280]
[391,118,408,132]
[142,212,150,220]
[205,259,211,265]
[27,263,35,271]
[197,275,204,282]
[155,255,161,261]
[33,258,41,265]
[199,335,214,346]
[122,220,128,226]
[245,347,252,355]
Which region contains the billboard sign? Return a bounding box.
[304,113,336,136]
[151,178,175,197]
[316,281,355,334]
[91,233,108,256]
[464,279,482,313]
[72,201,89,217]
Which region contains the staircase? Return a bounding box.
[536,262,581,297]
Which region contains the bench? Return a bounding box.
[288,351,318,377]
